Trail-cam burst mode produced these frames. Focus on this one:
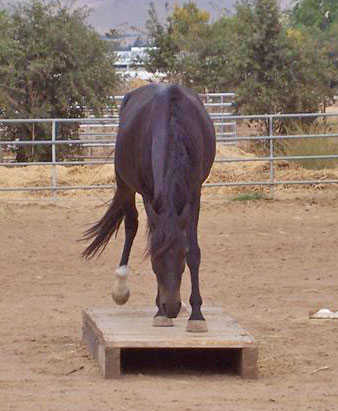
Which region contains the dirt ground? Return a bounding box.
[1,192,338,411]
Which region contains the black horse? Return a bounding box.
[83,84,215,332]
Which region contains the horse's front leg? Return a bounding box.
[186,197,208,333]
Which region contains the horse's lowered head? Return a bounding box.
[146,202,189,318]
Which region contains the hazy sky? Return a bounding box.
[1,0,294,34]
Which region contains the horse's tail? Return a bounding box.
[82,190,124,259]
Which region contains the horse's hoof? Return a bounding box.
[112,265,130,305]
[178,301,190,317]
[153,316,174,327]
[186,320,208,333]
[112,288,130,305]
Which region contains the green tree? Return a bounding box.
[203,16,239,92]
[144,2,179,81]
[289,0,338,31]
[0,9,15,111]
[144,0,334,119]
[228,0,294,115]
[144,1,213,88]
[286,26,334,112]
[0,0,119,162]
[288,0,338,97]
[225,0,333,118]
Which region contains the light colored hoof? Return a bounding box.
[178,301,190,317]
[112,265,130,305]
[153,316,174,327]
[112,288,130,305]
[186,320,208,333]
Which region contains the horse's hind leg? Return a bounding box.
[112,181,138,305]
[153,286,174,327]
[186,196,208,333]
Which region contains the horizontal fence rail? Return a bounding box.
[1,108,338,198]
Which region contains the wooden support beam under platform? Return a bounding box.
[82,307,258,379]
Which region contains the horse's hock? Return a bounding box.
[82,307,258,379]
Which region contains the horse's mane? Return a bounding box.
[147,87,198,257]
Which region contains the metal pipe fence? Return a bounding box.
[1,110,338,198]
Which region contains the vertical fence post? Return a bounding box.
[269,116,275,199]
[51,120,57,202]
[221,94,225,141]
[230,93,237,143]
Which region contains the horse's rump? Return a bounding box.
[115,84,216,210]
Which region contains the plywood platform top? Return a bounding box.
[83,307,257,349]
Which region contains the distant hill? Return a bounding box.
[82,0,293,34]
[80,0,237,34]
[1,0,293,34]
